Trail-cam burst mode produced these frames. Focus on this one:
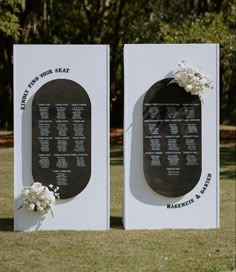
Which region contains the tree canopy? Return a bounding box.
[0,0,235,129]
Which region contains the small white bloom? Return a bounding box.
[36,201,42,207]
[40,195,46,200]
[22,188,30,196]
[41,202,47,208]
[30,195,36,201]
[37,206,45,213]
[55,193,60,199]
[186,84,193,92]
[28,203,35,211]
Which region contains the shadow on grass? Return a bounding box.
[0,218,14,232]
[220,146,236,180]
[110,145,123,166]
[220,170,236,180]
[110,216,124,229]
[111,150,123,157]
[220,147,236,166]
[110,159,123,166]
[0,217,124,231]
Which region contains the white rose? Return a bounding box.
[32,182,44,193]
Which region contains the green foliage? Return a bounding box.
[0,0,236,127]
[160,12,236,124]
[0,0,22,40]
[0,10,20,39]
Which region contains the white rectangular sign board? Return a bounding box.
[124,44,219,229]
[14,45,109,231]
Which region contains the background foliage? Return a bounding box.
[0,0,235,128]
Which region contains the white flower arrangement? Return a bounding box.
[173,61,213,97]
[18,182,60,217]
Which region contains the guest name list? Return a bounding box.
[143,102,201,176]
[143,79,202,197]
[37,102,88,185]
[32,79,91,199]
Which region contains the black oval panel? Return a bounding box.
[143,78,202,197]
[32,79,91,199]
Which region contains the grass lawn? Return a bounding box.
[0,145,235,272]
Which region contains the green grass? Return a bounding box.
[0,145,235,272]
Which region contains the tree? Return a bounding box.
[0,0,235,129]
[160,11,236,123]
[0,0,22,129]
